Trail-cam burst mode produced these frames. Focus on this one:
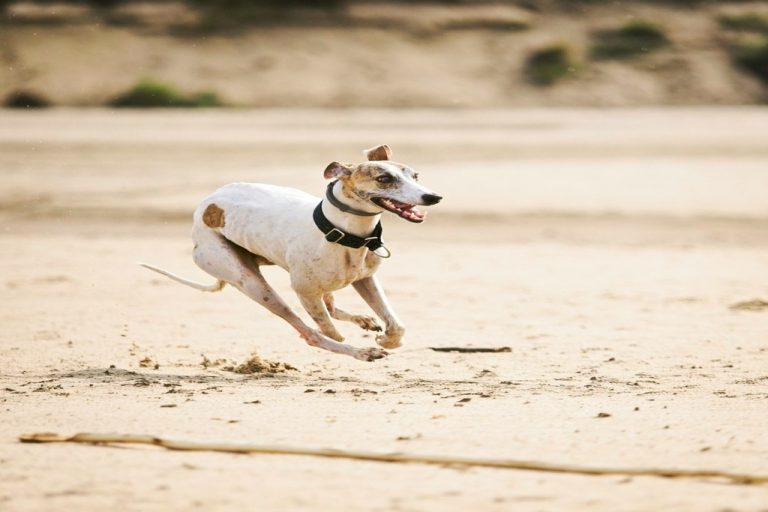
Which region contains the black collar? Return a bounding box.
[313,202,387,254]
[325,181,379,216]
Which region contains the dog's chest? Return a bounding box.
[314,248,380,290]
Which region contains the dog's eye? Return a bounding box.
[376,175,394,184]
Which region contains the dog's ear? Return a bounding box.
[323,162,353,180]
[363,144,392,161]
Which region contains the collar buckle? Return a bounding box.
[325,228,346,243]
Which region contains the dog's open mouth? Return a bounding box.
[372,197,426,223]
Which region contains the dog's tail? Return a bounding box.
[138,263,226,292]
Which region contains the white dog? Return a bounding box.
[141,145,442,362]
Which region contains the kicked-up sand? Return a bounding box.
[1,108,768,511]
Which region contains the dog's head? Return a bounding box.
[323,145,442,223]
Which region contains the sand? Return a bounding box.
[1,108,768,511]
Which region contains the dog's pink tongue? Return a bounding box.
[404,207,426,221]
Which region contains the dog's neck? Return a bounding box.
[321,181,381,238]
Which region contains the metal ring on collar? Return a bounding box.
[373,246,391,258]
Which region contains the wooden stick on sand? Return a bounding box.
[19,432,768,486]
[429,346,512,353]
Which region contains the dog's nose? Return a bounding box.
[421,193,443,205]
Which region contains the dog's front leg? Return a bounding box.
[297,293,346,342]
[352,276,405,349]
[295,292,388,361]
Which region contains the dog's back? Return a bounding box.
[194,183,318,270]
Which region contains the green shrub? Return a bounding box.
[187,92,222,107]
[110,79,223,108]
[591,20,669,60]
[525,44,575,86]
[719,13,768,33]
[729,37,768,84]
[4,91,50,108]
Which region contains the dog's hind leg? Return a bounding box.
[323,294,382,333]
[192,227,386,362]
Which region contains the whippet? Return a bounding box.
[140,145,442,362]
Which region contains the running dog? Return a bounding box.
[141,145,442,361]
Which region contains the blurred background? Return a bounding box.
[1,0,768,108]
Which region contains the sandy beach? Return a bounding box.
[1,108,768,511]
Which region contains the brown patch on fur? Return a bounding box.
[364,144,392,161]
[344,252,352,267]
[202,203,226,228]
[344,163,389,191]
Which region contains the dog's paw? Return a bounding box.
[351,315,382,332]
[375,333,403,350]
[354,347,388,362]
